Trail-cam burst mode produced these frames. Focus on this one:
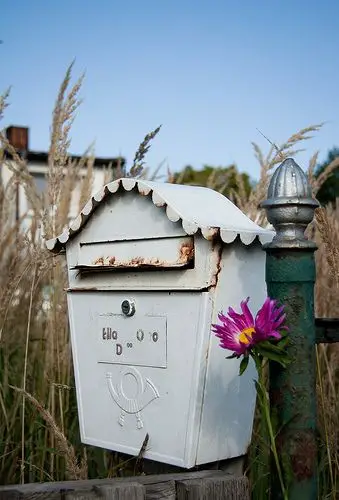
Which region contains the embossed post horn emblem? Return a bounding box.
[106,367,159,429]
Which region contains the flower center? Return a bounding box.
[238,327,255,344]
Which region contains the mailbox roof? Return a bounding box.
[46,177,273,252]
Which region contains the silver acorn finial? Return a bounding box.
[260,158,319,248]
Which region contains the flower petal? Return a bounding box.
[254,298,287,343]
[240,297,255,327]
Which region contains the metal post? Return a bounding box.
[260,158,319,499]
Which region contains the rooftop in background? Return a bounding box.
[4,125,126,169]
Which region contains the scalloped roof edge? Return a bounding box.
[45,177,274,252]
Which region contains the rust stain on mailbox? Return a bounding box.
[81,237,195,271]
[94,257,105,266]
[204,227,219,241]
[179,240,194,263]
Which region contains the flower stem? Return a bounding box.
[253,353,288,500]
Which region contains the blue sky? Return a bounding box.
[1,0,339,180]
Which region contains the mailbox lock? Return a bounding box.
[121,299,136,317]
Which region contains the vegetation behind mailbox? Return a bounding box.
[0,65,338,499]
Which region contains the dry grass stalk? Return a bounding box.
[314,207,339,288]
[0,133,42,217]
[112,157,125,180]
[45,61,84,238]
[308,151,319,189]
[129,125,161,177]
[312,157,339,196]
[78,150,95,209]
[0,88,10,120]
[10,386,87,480]
[244,123,323,225]
[228,172,249,212]
[20,263,38,484]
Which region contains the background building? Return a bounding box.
[1,125,125,228]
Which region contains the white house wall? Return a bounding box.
[0,159,108,227]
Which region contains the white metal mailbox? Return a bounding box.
[46,178,273,468]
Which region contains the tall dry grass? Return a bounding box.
[0,64,91,484]
[0,64,153,484]
[0,65,338,498]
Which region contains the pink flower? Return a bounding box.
[212,297,287,356]
[254,297,287,342]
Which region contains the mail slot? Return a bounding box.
[46,177,273,468]
[74,236,194,271]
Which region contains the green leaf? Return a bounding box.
[226,353,238,359]
[256,342,288,356]
[239,355,249,375]
[254,380,266,405]
[277,336,289,349]
[255,346,291,367]
[258,340,287,354]
[280,329,289,338]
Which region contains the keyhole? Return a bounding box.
[121,299,135,317]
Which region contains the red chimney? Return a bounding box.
[6,126,29,153]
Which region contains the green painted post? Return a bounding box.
[260,158,319,500]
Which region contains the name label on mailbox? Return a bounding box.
[96,315,167,368]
